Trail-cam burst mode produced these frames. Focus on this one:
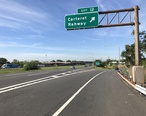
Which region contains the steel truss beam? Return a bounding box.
[67,7,135,30]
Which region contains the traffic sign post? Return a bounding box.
[65,12,98,30]
[78,7,98,13]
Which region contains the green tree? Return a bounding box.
[12,59,25,68]
[0,58,7,64]
[139,31,146,53]
[18,61,25,68]
[105,59,112,65]
[121,31,146,66]
[56,60,64,62]
[121,44,135,65]
[66,60,71,62]
[12,59,19,64]
[23,61,40,70]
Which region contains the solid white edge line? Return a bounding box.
[52,71,106,116]
[117,72,135,88]
[117,72,146,96]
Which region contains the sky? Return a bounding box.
[0,0,145,62]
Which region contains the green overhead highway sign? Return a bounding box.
[65,12,98,29]
[96,62,100,66]
[78,7,98,13]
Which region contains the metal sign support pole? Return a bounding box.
[134,5,140,66]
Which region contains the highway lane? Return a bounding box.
[0,67,89,88]
[0,70,146,116]
[0,69,102,116]
[59,71,146,116]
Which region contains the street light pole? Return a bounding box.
[119,47,120,64]
[45,55,47,63]
[104,46,121,63]
[85,52,95,68]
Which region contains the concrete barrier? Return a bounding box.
[132,66,144,84]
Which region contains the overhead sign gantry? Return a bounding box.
[65,6,140,66]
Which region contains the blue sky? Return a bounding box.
[0,0,145,62]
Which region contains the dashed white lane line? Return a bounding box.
[0,76,52,94]
[52,71,106,116]
[0,77,54,94]
[0,69,95,94]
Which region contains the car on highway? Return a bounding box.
[70,65,75,69]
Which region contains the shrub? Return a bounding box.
[23,61,40,70]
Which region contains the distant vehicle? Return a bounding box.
[37,64,45,67]
[115,67,119,70]
[70,65,75,69]
[1,63,19,69]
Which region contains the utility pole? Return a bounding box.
[134,5,140,66]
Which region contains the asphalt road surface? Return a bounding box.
[0,68,146,116]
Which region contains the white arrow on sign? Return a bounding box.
[90,17,95,23]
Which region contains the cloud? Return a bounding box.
[92,31,107,37]
[0,0,57,33]
[92,27,133,38]
[95,0,107,11]
[0,41,86,53]
[131,0,142,5]
[0,42,65,51]
[84,37,102,41]
[95,0,132,11]
[2,52,91,62]
[139,8,146,31]
[2,52,73,62]
[95,0,121,11]
[0,0,46,21]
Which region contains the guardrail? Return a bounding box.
[118,72,146,96]
[135,84,146,96]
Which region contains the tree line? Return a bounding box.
[0,58,87,70]
[121,31,146,66]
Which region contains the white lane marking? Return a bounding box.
[0,69,95,94]
[28,72,49,76]
[0,76,51,92]
[0,77,55,94]
[52,71,106,116]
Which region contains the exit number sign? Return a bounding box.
[78,7,98,13]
